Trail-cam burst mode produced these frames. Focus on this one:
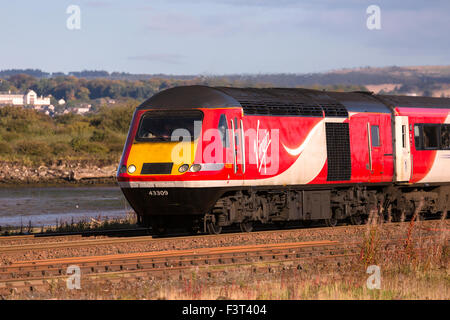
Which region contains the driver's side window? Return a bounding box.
[218,114,229,148]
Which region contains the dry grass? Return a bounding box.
[11,252,448,300]
[8,218,448,300]
[0,211,138,236]
[3,208,448,300]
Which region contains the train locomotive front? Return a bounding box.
[117,86,246,233]
[117,85,450,234]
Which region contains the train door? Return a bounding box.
[365,116,385,182]
[229,111,245,179]
[394,116,411,182]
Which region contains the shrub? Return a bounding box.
[70,136,88,152]
[107,142,125,153]
[70,137,108,154]
[50,142,73,156]
[0,131,16,142]
[79,142,109,154]
[90,130,107,142]
[0,141,13,155]
[15,140,51,157]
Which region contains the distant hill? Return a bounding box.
[1,65,450,97]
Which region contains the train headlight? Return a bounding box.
[127,164,136,174]
[178,164,189,173]
[189,164,202,172]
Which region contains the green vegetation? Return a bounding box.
[0,102,136,165]
[0,73,369,105]
[0,74,267,105]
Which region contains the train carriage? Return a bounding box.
[117,86,450,234]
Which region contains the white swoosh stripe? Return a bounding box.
[282,120,323,156]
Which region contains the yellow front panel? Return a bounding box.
[127,140,198,175]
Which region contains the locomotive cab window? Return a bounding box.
[136,111,203,142]
[218,114,229,148]
[370,125,380,147]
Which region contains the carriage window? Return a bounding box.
[441,125,450,150]
[371,125,380,147]
[423,125,439,149]
[218,114,229,148]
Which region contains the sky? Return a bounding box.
[0,0,448,75]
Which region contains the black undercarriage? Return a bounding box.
[120,184,450,235]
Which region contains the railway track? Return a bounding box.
[0,227,151,242]
[0,236,446,295]
[0,219,447,253]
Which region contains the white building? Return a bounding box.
[0,90,51,106]
[74,107,90,114]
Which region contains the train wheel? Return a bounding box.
[275,221,287,229]
[207,221,222,235]
[392,210,405,222]
[301,220,313,227]
[350,213,366,225]
[325,216,338,227]
[189,225,201,235]
[150,217,167,236]
[187,218,202,235]
[140,215,151,228]
[240,220,253,233]
[152,225,167,236]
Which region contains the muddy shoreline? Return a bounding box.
[0,160,118,186]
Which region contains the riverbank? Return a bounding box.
[0,160,118,186]
[0,212,138,236]
[0,185,130,227]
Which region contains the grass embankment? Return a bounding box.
[10,214,448,300]
[115,215,449,300]
[117,219,448,300]
[0,211,138,236]
[0,102,136,166]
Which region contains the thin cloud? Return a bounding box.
[127,53,185,65]
[83,1,114,8]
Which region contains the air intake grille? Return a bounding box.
[325,123,351,181]
[141,163,173,174]
[240,100,348,117]
[240,100,323,117]
[321,103,348,117]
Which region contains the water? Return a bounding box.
[0,186,132,227]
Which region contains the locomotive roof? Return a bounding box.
[376,94,450,109]
[138,85,450,115]
[138,86,240,110]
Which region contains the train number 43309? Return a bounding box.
[148,190,168,196]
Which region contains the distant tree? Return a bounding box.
[76,87,91,101]
[7,74,37,91]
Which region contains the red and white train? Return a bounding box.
[117,86,450,234]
